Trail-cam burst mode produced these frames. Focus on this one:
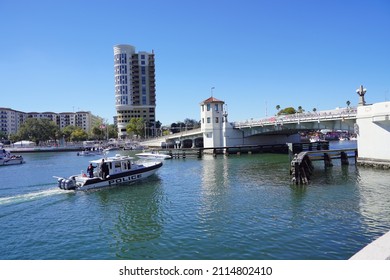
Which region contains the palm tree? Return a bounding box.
[346,100,351,108]
[276,105,280,111]
[313,108,317,114]
[297,106,303,113]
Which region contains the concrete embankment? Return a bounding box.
[7,146,84,153]
[350,230,390,260]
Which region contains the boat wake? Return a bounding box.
[0,188,67,206]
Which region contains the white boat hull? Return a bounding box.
[136,152,172,160]
[0,156,25,166]
[77,166,160,191]
[55,158,162,191]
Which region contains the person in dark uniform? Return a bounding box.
[100,159,109,179]
[87,163,96,178]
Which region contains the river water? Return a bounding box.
[1,141,390,260]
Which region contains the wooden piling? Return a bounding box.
[324,153,333,167]
[340,151,349,165]
[290,148,357,184]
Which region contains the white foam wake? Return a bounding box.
[0,188,65,206]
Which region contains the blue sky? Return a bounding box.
[1,0,389,125]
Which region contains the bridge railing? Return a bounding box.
[234,108,357,128]
[142,128,202,146]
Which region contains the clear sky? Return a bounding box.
[1,0,389,125]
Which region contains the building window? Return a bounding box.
[207,117,210,123]
[207,104,210,111]
[215,104,219,111]
[215,117,219,123]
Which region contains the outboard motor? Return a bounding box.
[64,179,76,190]
[57,178,64,189]
[57,178,77,190]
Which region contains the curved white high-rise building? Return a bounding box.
[113,44,156,138]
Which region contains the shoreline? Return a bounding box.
[6,146,84,153]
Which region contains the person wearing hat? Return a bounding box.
[87,163,96,178]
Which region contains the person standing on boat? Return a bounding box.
[100,159,109,179]
[87,163,96,178]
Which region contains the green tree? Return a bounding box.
[107,124,118,139]
[277,107,296,115]
[183,118,200,130]
[70,128,88,142]
[91,126,105,140]
[62,125,78,142]
[170,122,186,133]
[17,118,59,145]
[0,131,7,140]
[9,133,20,143]
[126,118,145,138]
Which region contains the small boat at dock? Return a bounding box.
[136,151,172,160]
[76,147,104,156]
[54,154,163,191]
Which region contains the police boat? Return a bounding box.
[54,154,163,191]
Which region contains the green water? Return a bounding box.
[1,141,390,259]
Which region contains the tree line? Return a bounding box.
[1,118,117,145]
[275,100,352,115]
[0,117,203,144]
[125,118,200,138]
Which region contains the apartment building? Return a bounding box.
[0,108,101,136]
[113,44,156,138]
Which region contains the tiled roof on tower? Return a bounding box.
[201,97,224,104]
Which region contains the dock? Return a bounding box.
[154,142,330,159]
[290,148,358,184]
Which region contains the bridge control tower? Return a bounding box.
[200,97,225,148]
[200,96,253,149]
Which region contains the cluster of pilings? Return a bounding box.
[290,149,357,185]
[290,154,314,184]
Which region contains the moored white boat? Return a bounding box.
[0,149,25,166]
[309,136,327,143]
[77,147,104,156]
[136,151,172,160]
[54,154,163,191]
